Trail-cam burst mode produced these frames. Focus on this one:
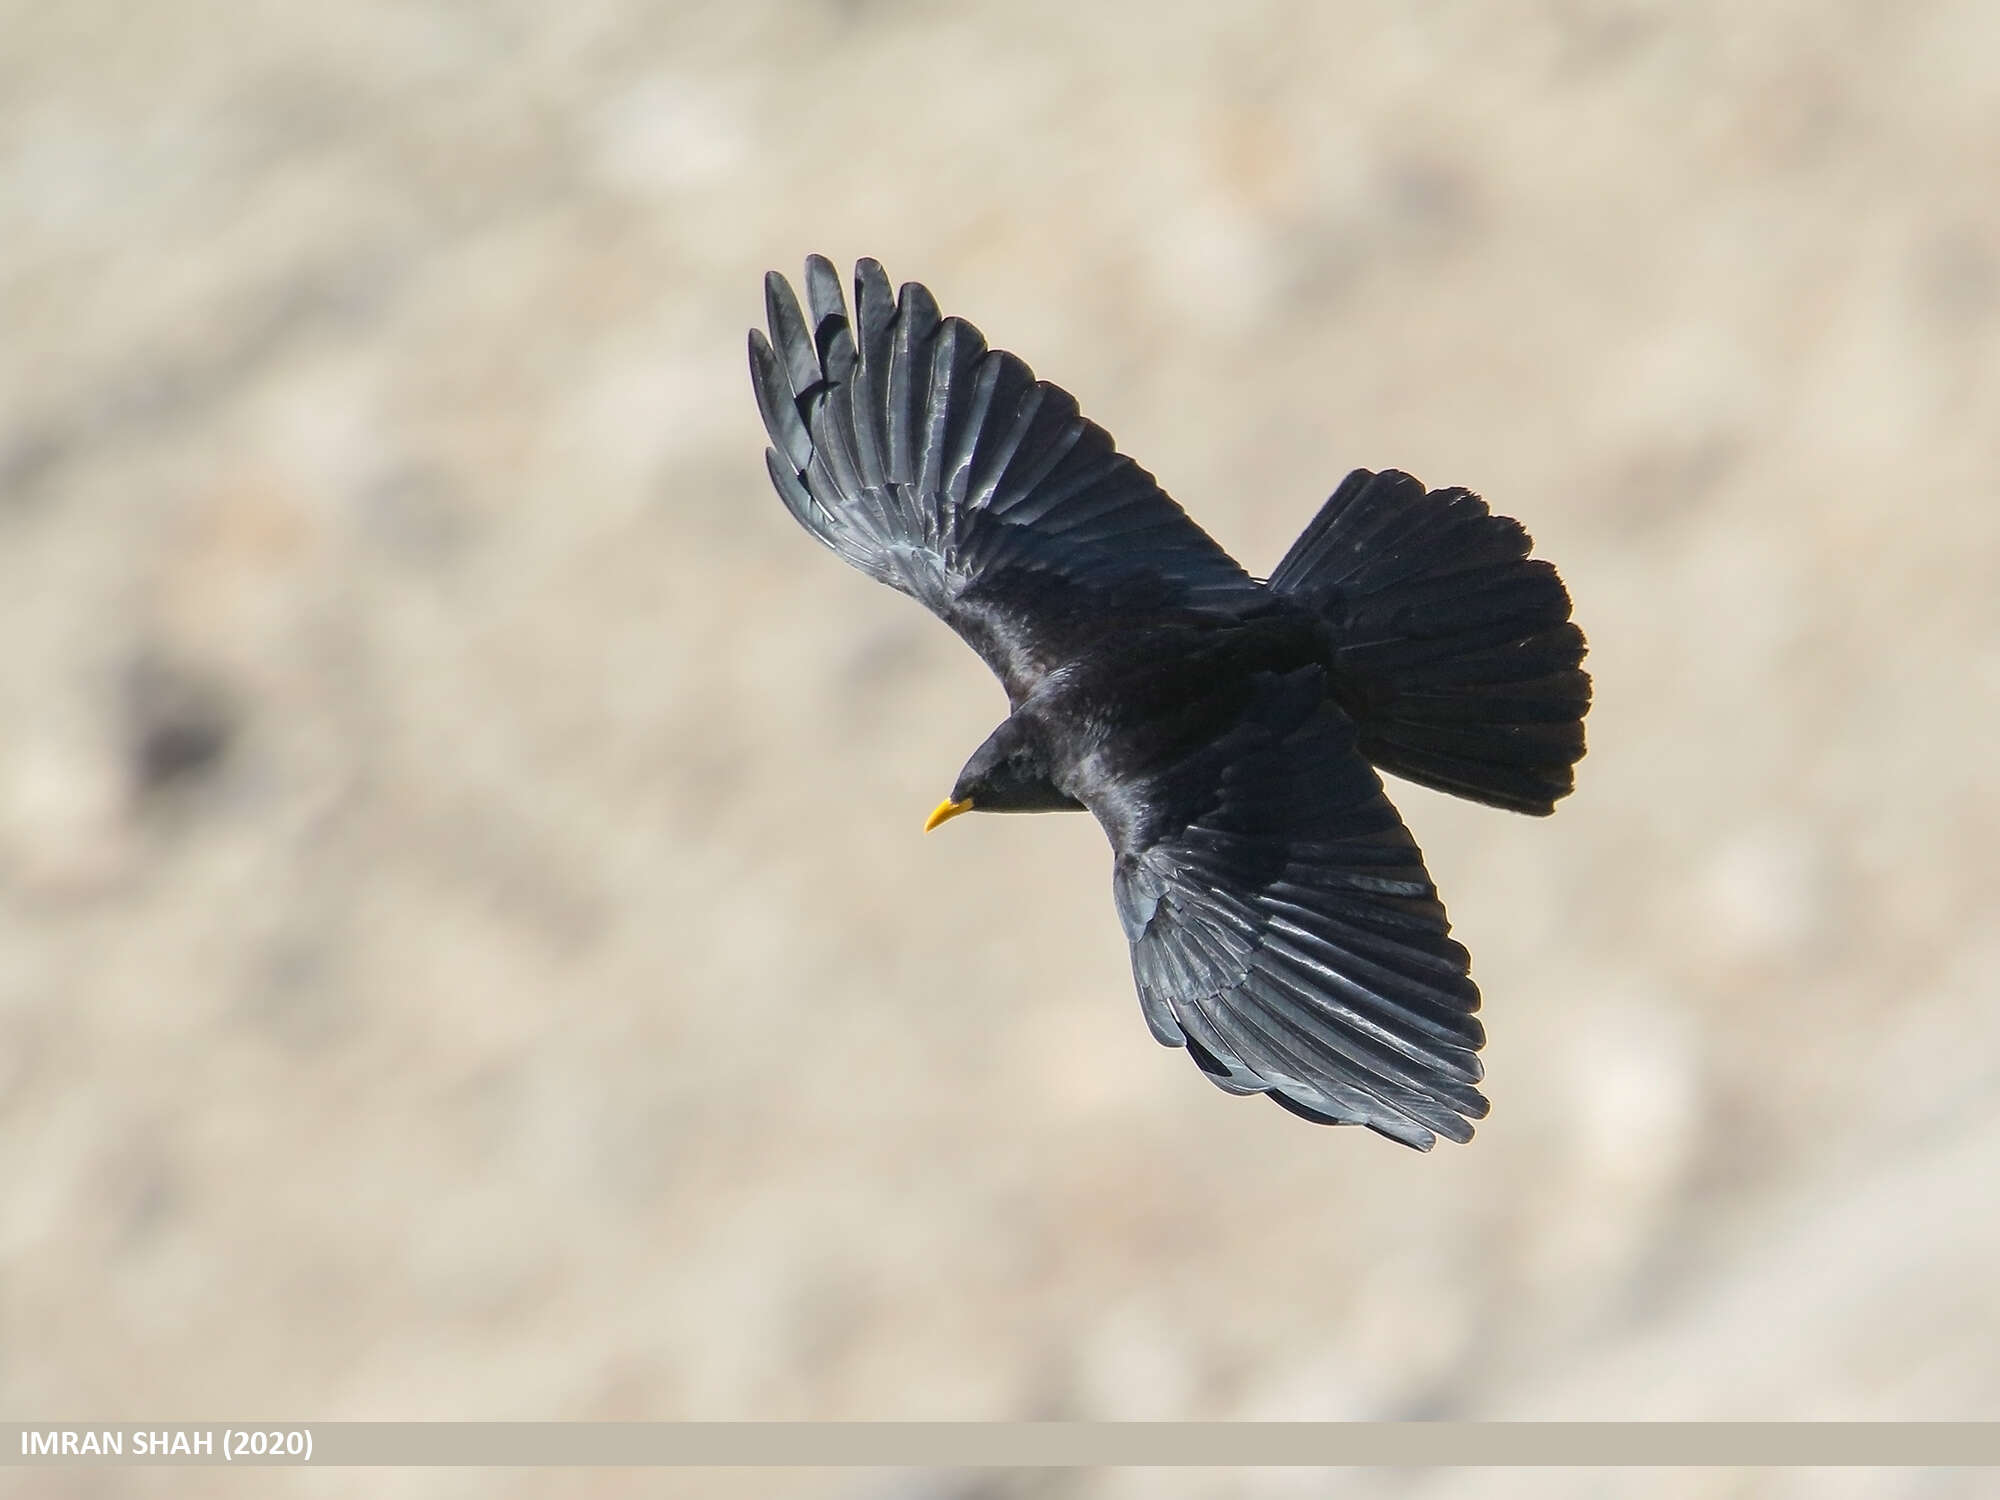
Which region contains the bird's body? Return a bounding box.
[980,610,1324,830]
[751,255,1590,1149]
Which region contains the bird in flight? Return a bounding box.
[749,256,1589,1149]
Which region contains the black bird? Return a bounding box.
[749,256,1589,1149]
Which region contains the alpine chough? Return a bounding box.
[750,256,1589,1149]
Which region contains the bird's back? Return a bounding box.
[1024,604,1341,845]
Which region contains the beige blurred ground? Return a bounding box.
[3,0,1999,1496]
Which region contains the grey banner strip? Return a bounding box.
[6,1423,1999,1467]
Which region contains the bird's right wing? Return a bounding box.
[1107,668,1488,1150]
[750,256,1264,706]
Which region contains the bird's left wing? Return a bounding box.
[1106,668,1489,1149]
[750,256,1264,705]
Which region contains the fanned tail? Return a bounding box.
[1268,469,1590,816]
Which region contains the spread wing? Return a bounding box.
[750,256,1263,705]
[1107,668,1488,1149]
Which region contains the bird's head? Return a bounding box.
[925,716,1082,831]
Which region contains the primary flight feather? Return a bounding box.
[750,255,1589,1149]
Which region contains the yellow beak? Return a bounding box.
[924,796,975,833]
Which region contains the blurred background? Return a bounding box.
[4,0,1998,1496]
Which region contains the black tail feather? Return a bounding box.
[1269,469,1590,815]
